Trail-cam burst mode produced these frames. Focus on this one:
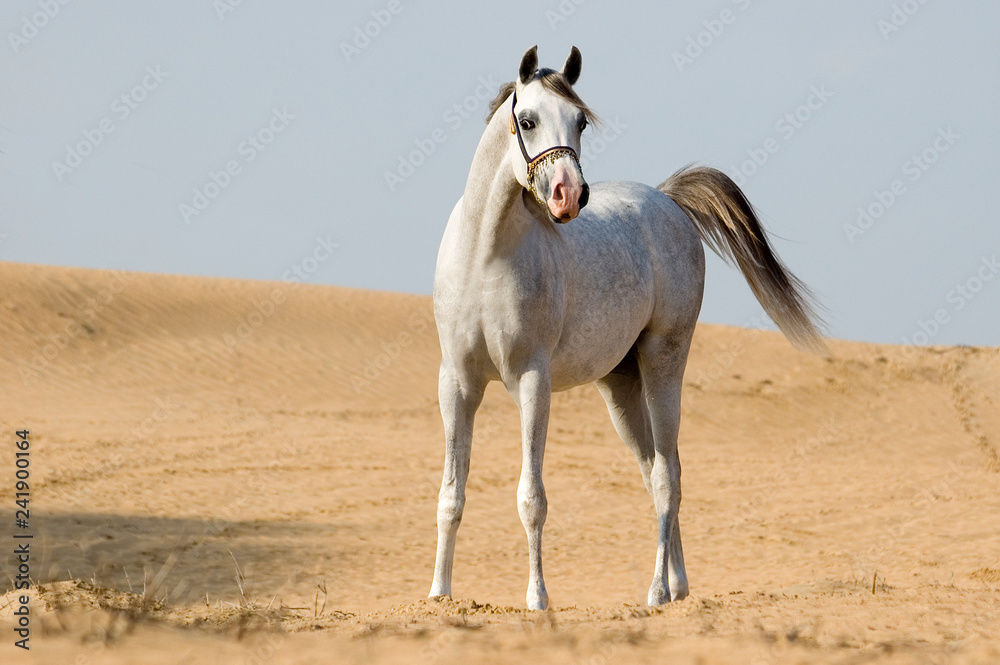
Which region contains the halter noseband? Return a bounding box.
[510,90,582,209]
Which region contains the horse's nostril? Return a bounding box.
[579,183,590,209]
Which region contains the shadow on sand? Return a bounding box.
[1,511,356,607]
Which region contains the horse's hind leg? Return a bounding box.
[636,331,693,605]
[429,365,485,599]
[595,355,654,495]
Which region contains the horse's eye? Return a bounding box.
[578,119,588,132]
[519,118,535,131]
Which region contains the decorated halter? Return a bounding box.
[510,90,582,209]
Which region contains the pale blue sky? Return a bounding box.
[2,1,997,346]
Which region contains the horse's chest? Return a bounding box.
[449,266,551,366]
[481,276,559,334]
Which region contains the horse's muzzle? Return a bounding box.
[547,165,587,221]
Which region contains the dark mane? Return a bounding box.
[485,69,599,125]
[486,81,517,121]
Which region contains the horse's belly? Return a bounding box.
[549,345,634,391]
[548,295,650,391]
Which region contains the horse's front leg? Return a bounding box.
[429,365,485,599]
[510,364,552,610]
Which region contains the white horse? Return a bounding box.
[429,46,823,610]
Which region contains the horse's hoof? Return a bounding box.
[526,585,549,611]
[647,583,670,606]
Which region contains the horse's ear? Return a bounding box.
[562,46,582,85]
[519,45,538,84]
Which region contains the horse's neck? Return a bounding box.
[458,105,532,259]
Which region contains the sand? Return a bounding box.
[0,261,997,664]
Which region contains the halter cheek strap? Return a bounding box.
[510,90,581,208]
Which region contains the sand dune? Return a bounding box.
[1,262,998,664]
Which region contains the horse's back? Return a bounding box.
[578,181,702,257]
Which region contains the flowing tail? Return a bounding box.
[658,165,826,353]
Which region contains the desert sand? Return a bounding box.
[1,261,998,664]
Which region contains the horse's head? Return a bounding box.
[503,46,596,223]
